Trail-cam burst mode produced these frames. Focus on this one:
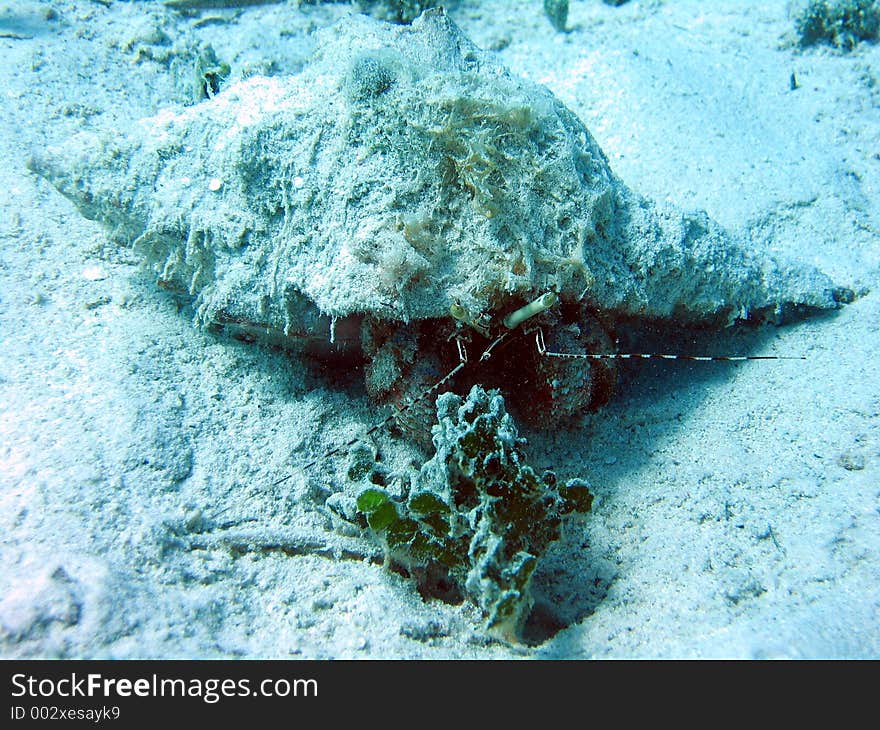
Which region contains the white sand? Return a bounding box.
[1,0,877,658]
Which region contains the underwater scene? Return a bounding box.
[1,0,878,658]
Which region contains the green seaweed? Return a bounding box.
[793,0,880,50]
[192,44,230,101]
[356,0,440,24]
[354,385,593,642]
[366,501,399,531]
[356,488,390,513]
[409,492,450,515]
[543,0,568,33]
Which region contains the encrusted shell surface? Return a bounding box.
[30,10,846,342]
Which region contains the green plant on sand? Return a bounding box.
[792,0,880,50]
[355,385,593,643]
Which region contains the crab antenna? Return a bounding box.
[534,328,806,362]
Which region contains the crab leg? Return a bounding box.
[274,337,471,484]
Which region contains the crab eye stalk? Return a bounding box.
[503,291,558,330]
[450,301,491,337]
[449,302,469,322]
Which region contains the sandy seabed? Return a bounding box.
[1,0,878,658]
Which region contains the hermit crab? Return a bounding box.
[281,286,812,478]
[29,9,849,468]
[357,291,617,450]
